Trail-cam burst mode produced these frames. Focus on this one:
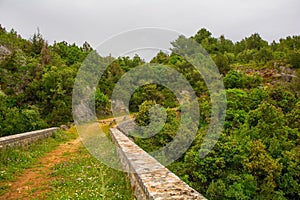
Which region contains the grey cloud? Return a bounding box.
[0,0,299,49]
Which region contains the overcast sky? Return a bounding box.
[0,0,299,48]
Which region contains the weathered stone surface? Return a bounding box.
[0,127,59,149]
[60,124,69,131]
[117,120,135,136]
[110,127,206,200]
[0,44,11,57]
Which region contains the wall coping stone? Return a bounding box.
[0,127,59,149]
[110,127,206,200]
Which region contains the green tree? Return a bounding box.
[206,179,226,199]
[213,53,230,75]
[287,51,300,68]
[30,29,45,55]
[223,71,245,89]
[193,28,212,44]
[243,140,282,199]
[135,100,157,126]
[93,88,110,116]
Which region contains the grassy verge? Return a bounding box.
[47,125,135,200]
[47,146,134,199]
[0,129,76,195]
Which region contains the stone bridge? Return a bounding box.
[110,122,206,200]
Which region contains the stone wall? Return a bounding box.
[116,120,135,136]
[0,127,59,149]
[110,127,206,200]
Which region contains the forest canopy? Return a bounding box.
[0,25,299,199]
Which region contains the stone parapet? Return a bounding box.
[0,127,59,149]
[110,127,206,200]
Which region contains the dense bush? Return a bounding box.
[287,51,300,68]
[135,86,299,199]
[223,70,262,89]
[0,24,299,199]
[0,94,47,137]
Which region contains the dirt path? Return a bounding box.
[0,137,81,200]
[0,118,121,200]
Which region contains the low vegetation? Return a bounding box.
[0,126,134,199]
[0,24,299,199]
[47,146,134,199]
[0,130,75,195]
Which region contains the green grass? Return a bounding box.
[47,146,134,200]
[47,125,135,200]
[0,125,135,199]
[0,130,76,195]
